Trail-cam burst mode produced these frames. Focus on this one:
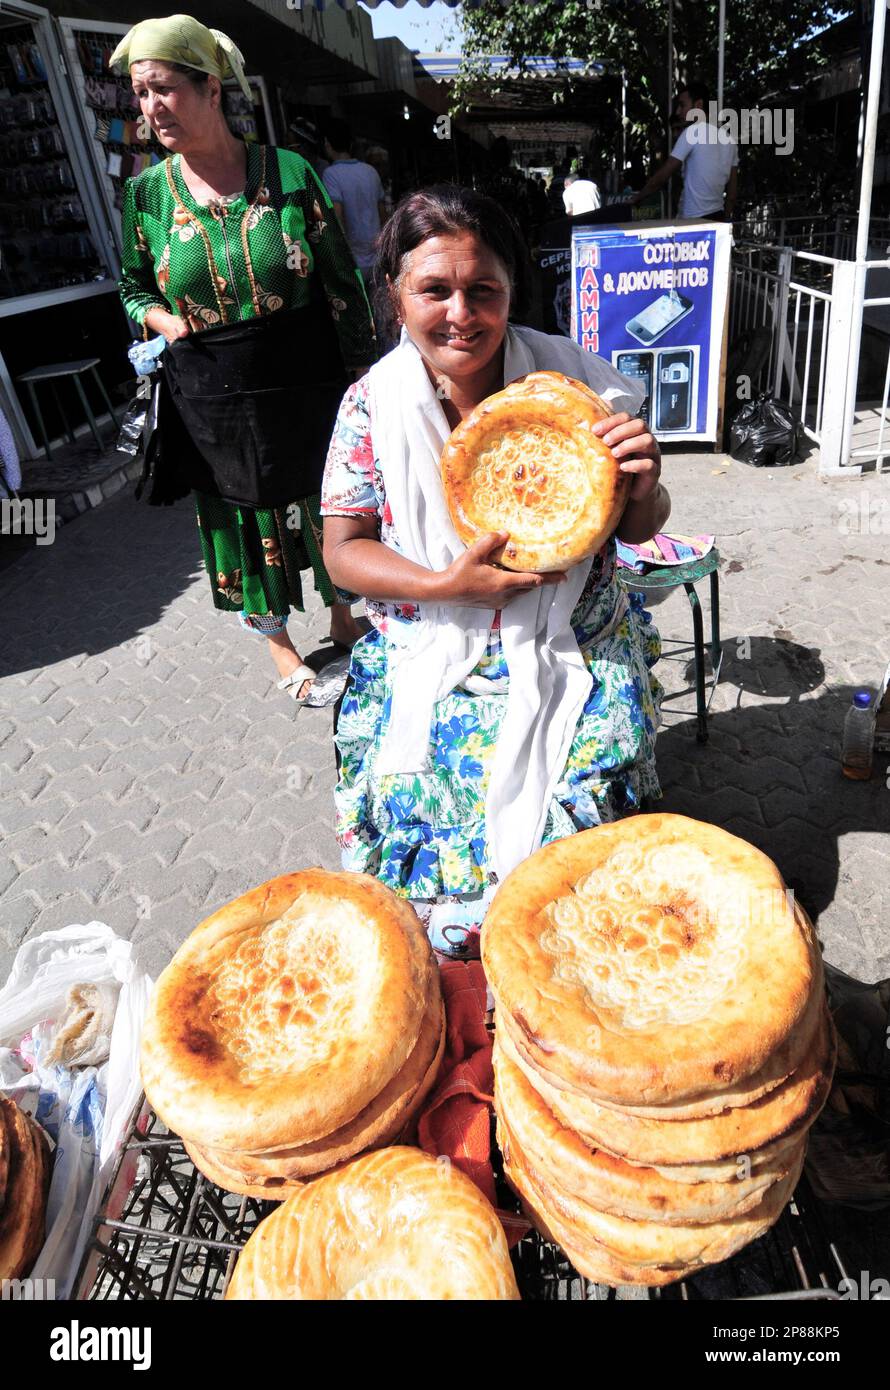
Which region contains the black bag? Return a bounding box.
[131,375,192,508]
[163,297,349,509]
[729,392,800,467]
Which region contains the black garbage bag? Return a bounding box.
[805,963,890,1210]
[729,392,800,467]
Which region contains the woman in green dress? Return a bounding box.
[114,16,377,704]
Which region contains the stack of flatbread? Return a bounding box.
[141,871,445,1199]
[482,814,835,1287]
[0,1096,52,1281]
[440,370,628,573]
[226,1147,520,1300]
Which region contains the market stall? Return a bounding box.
[0,1,122,461]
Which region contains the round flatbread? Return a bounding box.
[225,1147,520,1300]
[503,1128,803,1274]
[440,369,627,573]
[187,994,446,1195]
[483,814,822,1105]
[497,1006,834,1168]
[142,870,434,1151]
[0,1099,50,1282]
[493,1037,801,1225]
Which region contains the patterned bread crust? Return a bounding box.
[497,1006,835,1167]
[503,1124,804,1273]
[224,1147,520,1300]
[440,370,628,573]
[141,870,433,1151]
[185,997,446,1195]
[493,1037,801,1225]
[482,814,821,1104]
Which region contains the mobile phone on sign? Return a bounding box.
[615,351,653,426]
[625,291,693,345]
[655,349,694,431]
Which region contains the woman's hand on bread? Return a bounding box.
[591,413,661,502]
[432,532,566,608]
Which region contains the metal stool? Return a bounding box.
[17,358,119,460]
[617,548,722,743]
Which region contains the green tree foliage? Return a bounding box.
[453,0,853,199]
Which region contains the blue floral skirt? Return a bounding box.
[334,584,662,955]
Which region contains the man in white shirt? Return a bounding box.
[322,120,387,275]
[631,83,738,220]
[563,172,602,216]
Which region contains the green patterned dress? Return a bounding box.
[118,142,376,621]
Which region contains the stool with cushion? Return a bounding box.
[617,548,722,743]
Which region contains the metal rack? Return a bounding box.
[76,1103,849,1302]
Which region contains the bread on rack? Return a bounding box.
[0,1097,51,1282]
[440,369,627,573]
[225,1147,520,1300]
[483,814,835,1288]
[483,815,822,1107]
[141,870,444,1197]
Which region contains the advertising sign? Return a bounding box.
[571,221,732,442]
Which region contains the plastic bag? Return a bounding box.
[805,963,890,1210]
[115,393,149,458]
[0,923,152,1298]
[729,392,800,467]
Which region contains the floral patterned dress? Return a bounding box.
[119,143,376,619]
[321,377,663,958]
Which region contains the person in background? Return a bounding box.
[115,16,376,707]
[287,116,329,178]
[562,171,602,217]
[322,119,387,278]
[631,82,738,221]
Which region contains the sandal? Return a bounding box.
[277,663,318,707]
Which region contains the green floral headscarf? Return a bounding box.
[110,14,252,101]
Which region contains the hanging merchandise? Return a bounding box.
[0,22,106,299]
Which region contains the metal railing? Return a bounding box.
[730,238,890,473]
[738,212,890,262]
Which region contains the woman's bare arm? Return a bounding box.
[323,515,566,610]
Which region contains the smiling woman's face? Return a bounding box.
[395,231,512,387]
[130,60,215,153]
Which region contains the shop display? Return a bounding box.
[0,1095,52,1281]
[0,22,106,298]
[140,870,444,1197]
[225,1146,521,1300]
[482,813,836,1285]
[440,370,626,573]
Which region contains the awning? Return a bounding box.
[416,54,601,83]
[299,1,479,9]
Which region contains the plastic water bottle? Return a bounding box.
[841,691,874,780]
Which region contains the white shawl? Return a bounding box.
[367,324,643,882]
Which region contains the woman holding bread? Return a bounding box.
[322,187,666,957]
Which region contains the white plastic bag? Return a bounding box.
[0,923,152,1298]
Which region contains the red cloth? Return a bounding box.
[417,959,530,1246]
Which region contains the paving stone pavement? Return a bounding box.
[0,446,887,988]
